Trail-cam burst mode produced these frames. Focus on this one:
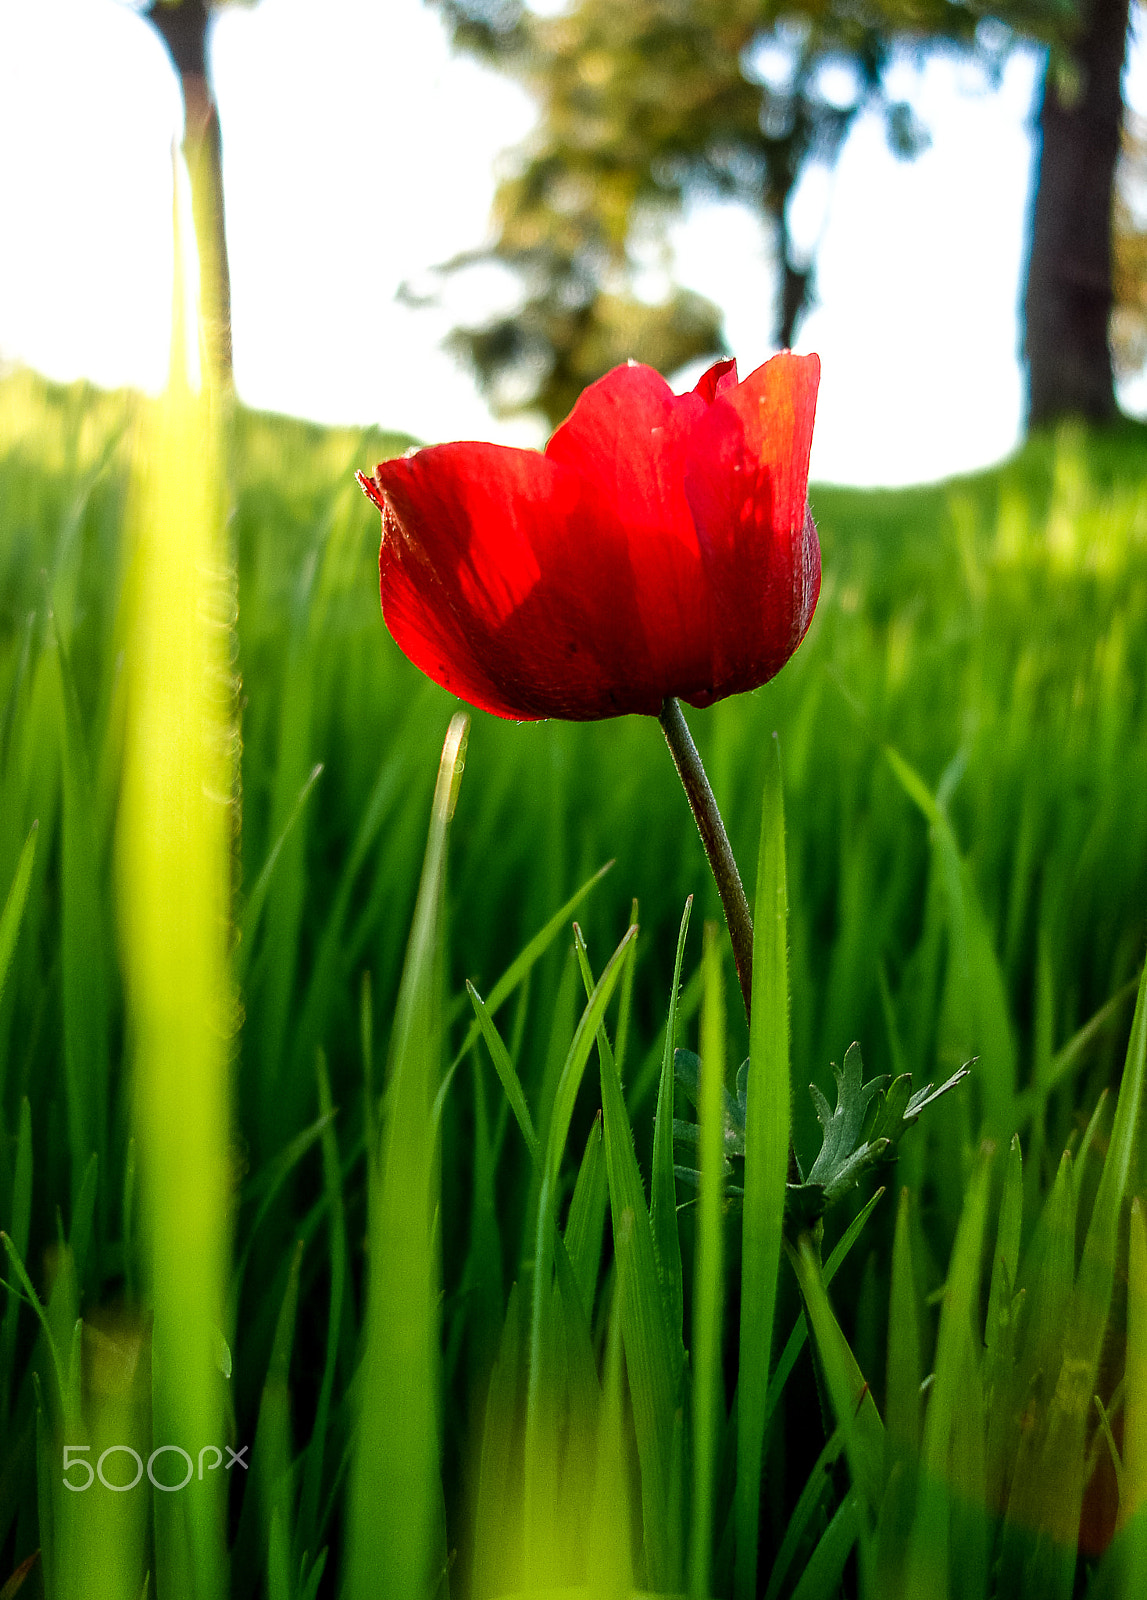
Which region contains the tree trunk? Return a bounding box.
[144,1,233,386]
[1023,0,1130,427]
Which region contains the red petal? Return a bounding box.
[692,358,739,403]
[545,363,714,694]
[682,352,821,700]
[373,441,656,720]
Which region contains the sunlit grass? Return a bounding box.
[0,351,1146,1599]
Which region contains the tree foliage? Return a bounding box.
[433,0,1091,427]
[1113,109,1147,382]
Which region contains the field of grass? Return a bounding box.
[1,362,1146,1599]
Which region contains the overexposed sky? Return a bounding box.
[1,0,1144,485]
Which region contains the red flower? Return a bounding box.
[357,352,821,721]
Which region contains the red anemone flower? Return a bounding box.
[357,351,821,721]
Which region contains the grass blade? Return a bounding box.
[564,1113,607,1323]
[885,1186,922,1461]
[764,1187,885,1431]
[736,733,792,1600]
[1125,1196,1147,1531]
[0,824,37,1005]
[117,354,234,1600]
[0,1098,32,1427]
[650,896,692,1365]
[579,924,679,1591]
[467,980,542,1172]
[450,860,614,1071]
[691,921,727,1600]
[346,713,468,1600]
[787,1232,885,1519]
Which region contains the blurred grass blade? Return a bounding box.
[886,745,1016,1133]
[691,921,726,1600]
[0,1099,32,1426]
[1020,945,1147,1592]
[904,1147,992,1600]
[737,733,792,1600]
[117,196,234,1593]
[763,1427,844,1600]
[347,712,467,1600]
[787,1232,885,1518]
[467,979,542,1172]
[789,1490,862,1600]
[650,896,691,1362]
[54,627,111,1206]
[764,1188,885,1431]
[588,1279,635,1598]
[615,896,639,1081]
[885,1186,922,1461]
[564,1113,607,1322]
[521,922,636,1577]
[578,922,679,1590]
[236,760,323,976]
[0,824,36,1004]
[1124,1197,1147,1531]
[296,1053,349,1563]
[233,1240,304,1597]
[450,860,613,1070]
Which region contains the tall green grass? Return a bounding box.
[0,361,1145,1597]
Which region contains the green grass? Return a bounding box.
[0,363,1146,1598]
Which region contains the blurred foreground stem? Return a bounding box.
[659,696,753,1021]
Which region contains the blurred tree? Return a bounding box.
[1112,111,1147,381]
[434,0,1138,433]
[432,0,936,424]
[1025,0,1131,423]
[136,0,254,385]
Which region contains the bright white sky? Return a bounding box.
[1,0,1144,485]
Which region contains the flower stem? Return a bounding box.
[659,697,753,1022]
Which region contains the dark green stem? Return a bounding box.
[658,697,754,1023]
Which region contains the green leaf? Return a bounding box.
[789,1044,969,1222]
[677,1036,967,1226]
